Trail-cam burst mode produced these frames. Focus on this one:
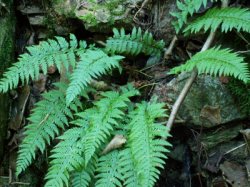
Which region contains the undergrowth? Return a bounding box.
[0,0,250,186]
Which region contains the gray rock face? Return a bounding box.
[154,73,245,128]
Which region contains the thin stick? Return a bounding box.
[164,35,178,60]
[134,0,150,21]
[166,0,229,131]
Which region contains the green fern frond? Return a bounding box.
[45,108,98,187]
[81,86,139,165]
[95,150,123,187]
[119,148,140,187]
[45,86,138,186]
[171,0,215,33]
[120,101,171,187]
[0,34,85,93]
[171,47,250,83]
[184,7,250,34]
[71,157,97,187]
[66,49,124,105]
[16,83,81,177]
[106,27,165,56]
[45,127,88,187]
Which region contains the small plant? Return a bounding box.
[0,27,171,187]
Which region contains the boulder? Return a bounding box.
[154,73,246,128]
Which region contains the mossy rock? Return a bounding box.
[51,0,143,32]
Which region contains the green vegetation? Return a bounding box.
[0,28,171,186]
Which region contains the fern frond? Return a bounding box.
[66,49,124,105]
[171,0,215,33]
[0,34,84,93]
[71,157,97,187]
[120,101,171,187]
[45,107,98,187]
[45,127,88,187]
[171,47,250,83]
[45,86,138,186]
[119,148,140,187]
[106,27,165,56]
[81,85,139,165]
[95,150,123,187]
[184,7,250,34]
[16,83,81,176]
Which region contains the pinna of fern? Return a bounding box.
[0,34,85,93]
[105,27,165,57]
[171,47,250,83]
[66,49,124,105]
[16,82,82,177]
[184,7,250,34]
[119,101,172,187]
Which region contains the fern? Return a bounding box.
[0,34,85,93]
[45,86,139,186]
[184,7,250,34]
[82,85,139,165]
[71,157,97,187]
[105,27,165,57]
[16,83,81,176]
[171,0,215,33]
[45,127,88,187]
[66,49,124,105]
[120,101,171,187]
[95,150,123,187]
[119,148,140,187]
[3,29,174,186]
[171,47,250,83]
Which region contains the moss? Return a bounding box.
[0,0,15,159]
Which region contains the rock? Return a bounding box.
[189,124,243,151]
[17,5,45,14]
[150,0,177,43]
[52,0,143,32]
[153,73,246,128]
[28,15,45,26]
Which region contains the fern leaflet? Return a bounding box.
[16,83,81,176]
[171,47,250,83]
[106,27,165,57]
[66,49,124,105]
[71,157,97,187]
[0,34,84,93]
[120,101,171,187]
[184,7,250,34]
[171,0,215,33]
[45,108,98,187]
[45,127,87,187]
[95,150,123,187]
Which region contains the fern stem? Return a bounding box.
[166,1,229,131]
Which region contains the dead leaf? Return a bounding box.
[102,135,126,155]
[200,105,221,125]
